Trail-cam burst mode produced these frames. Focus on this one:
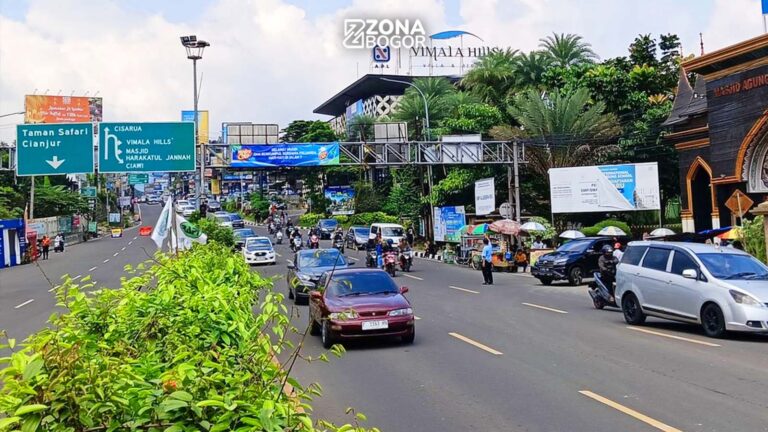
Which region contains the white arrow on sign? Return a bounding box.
[46,156,65,170]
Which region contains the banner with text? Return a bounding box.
[231,143,340,167]
[474,178,495,216]
[433,206,466,242]
[25,95,102,124]
[325,185,355,215]
[548,162,660,214]
[181,110,209,145]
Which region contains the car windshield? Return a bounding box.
[556,241,590,253]
[234,229,255,239]
[246,238,272,250]
[326,272,399,297]
[320,220,337,228]
[298,250,346,268]
[382,227,403,236]
[216,216,230,223]
[353,227,369,236]
[697,253,768,280]
[229,214,242,221]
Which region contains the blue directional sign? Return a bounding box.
[16,123,94,176]
[98,122,195,173]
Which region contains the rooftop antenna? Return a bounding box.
[84,91,90,96]
[57,90,62,95]
[70,91,75,96]
[699,33,704,55]
[93,90,100,97]
[32,88,38,94]
[43,89,50,95]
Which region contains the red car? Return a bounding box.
[309,268,415,348]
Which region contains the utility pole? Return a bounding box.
[30,176,35,219]
[513,141,521,222]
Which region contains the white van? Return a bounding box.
[369,223,405,244]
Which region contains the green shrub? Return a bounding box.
[198,218,235,247]
[580,219,632,237]
[333,215,349,226]
[743,216,766,263]
[348,212,399,227]
[249,195,271,221]
[299,212,324,227]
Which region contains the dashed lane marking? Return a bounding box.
[89,266,98,272]
[449,285,479,294]
[133,236,137,240]
[121,247,126,251]
[579,390,684,432]
[72,274,82,281]
[128,241,133,245]
[14,299,35,309]
[113,252,119,257]
[626,326,720,347]
[449,332,503,356]
[402,274,423,281]
[103,259,110,263]
[522,302,568,314]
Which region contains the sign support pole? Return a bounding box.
[30,176,35,219]
[513,141,521,222]
[193,58,203,211]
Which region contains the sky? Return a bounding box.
[0,0,766,143]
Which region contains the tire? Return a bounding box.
[321,320,335,349]
[701,303,727,338]
[568,266,583,286]
[592,296,606,310]
[539,277,553,286]
[402,328,415,344]
[288,286,294,300]
[309,312,320,336]
[622,293,646,325]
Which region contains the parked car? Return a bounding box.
[346,226,370,250]
[180,205,195,217]
[242,237,276,265]
[317,219,339,239]
[206,199,221,211]
[233,228,257,250]
[616,241,768,338]
[287,249,350,304]
[531,237,615,286]
[175,200,189,213]
[228,213,245,228]
[368,223,405,245]
[210,213,233,229]
[308,268,415,348]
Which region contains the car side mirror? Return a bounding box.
[310,290,322,300]
[400,286,409,294]
[682,269,698,279]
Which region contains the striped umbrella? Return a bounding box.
[489,219,521,235]
[559,230,585,239]
[469,223,490,235]
[521,221,547,232]
[597,226,627,236]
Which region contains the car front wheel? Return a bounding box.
[622,293,646,325]
[321,320,336,349]
[568,266,583,286]
[309,311,320,336]
[701,303,726,338]
[402,328,415,344]
[539,277,553,286]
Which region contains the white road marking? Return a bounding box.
[103,259,110,263]
[522,302,568,314]
[14,299,35,309]
[449,285,479,294]
[121,247,126,251]
[626,326,720,347]
[579,390,684,432]
[128,241,133,245]
[133,236,137,240]
[449,332,503,355]
[347,256,358,261]
[48,285,58,292]
[276,252,282,257]
[414,316,422,320]
[113,253,119,257]
[89,266,98,272]
[402,274,423,281]
[72,274,82,281]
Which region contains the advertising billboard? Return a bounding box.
[24,95,103,124]
[181,110,209,144]
[433,206,466,242]
[231,143,340,167]
[474,178,495,215]
[325,185,355,215]
[548,162,661,214]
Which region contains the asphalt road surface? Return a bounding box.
[3,211,768,432]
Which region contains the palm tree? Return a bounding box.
[514,50,552,89]
[539,33,597,67]
[392,77,456,140]
[508,88,620,175]
[460,48,518,107]
[347,114,376,142]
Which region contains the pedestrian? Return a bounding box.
[376,235,384,268]
[54,233,64,253]
[406,228,414,246]
[41,235,50,260]
[532,236,545,249]
[514,248,528,273]
[481,238,494,285]
[612,242,624,261]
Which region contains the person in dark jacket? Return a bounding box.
[598,244,619,299]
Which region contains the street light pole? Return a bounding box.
[379,77,430,140]
[180,35,209,211]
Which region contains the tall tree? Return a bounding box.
[347,114,376,142]
[392,77,456,140]
[629,34,658,67]
[298,122,337,142]
[460,48,518,108]
[281,120,316,142]
[539,33,598,67]
[514,50,552,89]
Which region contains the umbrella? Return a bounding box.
[469,223,489,235]
[650,227,675,237]
[597,226,627,236]
[521,221,546,232]
[489,219,521,235]
[559,230,585,239]
[717,226,742,240]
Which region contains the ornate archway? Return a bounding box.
[735,107,768,191]
[686,156,716,231]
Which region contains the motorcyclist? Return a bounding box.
[598,244,619,300]
[275,230,283,243]
[333,228,344,243]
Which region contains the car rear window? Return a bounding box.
[621,245,647,265]
[641,248,671,272]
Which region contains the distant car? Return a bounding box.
[175,200,189,213]
[180,205,195,217]
[287,249,350,304]
[147,196,162,205]
[233,228,256,250]
[531,237,615,286]
[228,213,245,228]
[346,226,370,250]
[317,219,339,239]
[207,200,221,211]
[213,211,229,216]
[308,268,415,348]
[242,237,276,265]
[369,223,404,245]
[212,214,233,229]
[617,241,768,338]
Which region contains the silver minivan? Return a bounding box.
[616,241,768,338]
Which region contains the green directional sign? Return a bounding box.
[81,186,97,197]
[98,122,195,173]
[128,173,149,185]
[16,123,94,176]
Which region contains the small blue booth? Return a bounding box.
[0,218,26,269]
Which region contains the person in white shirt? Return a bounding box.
[612,242,624,261]
[532,236,546,249]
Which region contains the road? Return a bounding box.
[3,213,768,431]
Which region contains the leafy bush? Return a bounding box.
[299,212,324,227]
[348,212,399,226]
[249,195,271,221]
[198,218,235,247]
[333,215,349,226]
[0,244,376,431]
[580,219,632,237]
[742,216,766,263]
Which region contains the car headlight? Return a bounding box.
[298,273,312,281]
[388,308,413,316]
[729,290,764,307]
[554,259,568,265]
[329,311,358,320]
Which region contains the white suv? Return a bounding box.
[616,241,768,338]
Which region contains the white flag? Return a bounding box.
[150,197,174,249]
[170,214,207,252]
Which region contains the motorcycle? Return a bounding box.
[399,249,413,272]
[275,231,283,244]
[268,223,275,235]
[588,271,617,309]
[332,237,345,253]
[309,234,320,249]
[366,249,378,268]
[291,236,302,252]
[384,250,398,277]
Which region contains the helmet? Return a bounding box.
[601,245,614,254]
[387,239,394,245]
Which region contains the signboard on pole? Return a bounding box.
[81,187,97,198]
[324,186,355,215]
[433,206,466,242]
[499,202,513,219]
[548,162,661,214]
[24,95,103,123]
[128,174,149,185]
[16,123,94,176]
[474,178,495,216]
[98,122,195,173]
[231,143,340,167]
[181,110,209,145]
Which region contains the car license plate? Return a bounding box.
[362,320,388,331]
